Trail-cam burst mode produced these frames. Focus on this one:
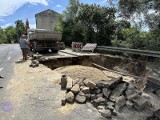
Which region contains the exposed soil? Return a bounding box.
[40,55,147,77]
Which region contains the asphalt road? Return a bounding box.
[0,44,21,87]
[0,44,104,120]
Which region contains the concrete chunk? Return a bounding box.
[66,77,73,90]
[103,88,111,98]
[87,81,96,89]
[66,91,74,103]
[71,84,80,94]
[98,109,111,118]
[115,95,126,111]
[81,87,90,94]
[75,91,86,103]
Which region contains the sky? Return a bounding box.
[0,0,112,29]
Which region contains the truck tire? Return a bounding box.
[51,49,58,53]
[32,41,37,53]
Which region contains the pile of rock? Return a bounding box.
[61,75,152,118]
[29,60,39,68]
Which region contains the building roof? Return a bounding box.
[35,9,59,17]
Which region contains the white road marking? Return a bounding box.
[7,56,11,60]
[0,68,3,72]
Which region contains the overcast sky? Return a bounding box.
[0,0,112,29]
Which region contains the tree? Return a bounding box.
[15,20,25,40]
[77,4,116,45]
[62,0,83,46]
[118,0,160,30]
[5,26,17,43]
[0,28,7,44]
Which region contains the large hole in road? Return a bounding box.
[39,55,147,77]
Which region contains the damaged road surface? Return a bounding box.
[0,58,101,120]
[0,46,160,120]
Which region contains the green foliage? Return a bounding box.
[0,28,7,44]
[62,1,116,46]
[112,27,148,49]
[118,0,160,30]
[54,15,63,32]
[5,26,17,43]
[15,20,26,39]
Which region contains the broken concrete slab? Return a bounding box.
[66,91,74,103]
[75,91,86,103]
[127,93,140,101]
[126,100,133,109]
[87,81,96,89]
[132,97,152,111]
[96,77,123,89]
[71,84,80,94]
[109,83,128,102]
[81,87,90,94]
[66,77,73,90]
[93,97,106,107]
[103,88,111,99]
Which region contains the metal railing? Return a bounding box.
[96,46,160,58]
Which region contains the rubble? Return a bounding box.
[61,74,154,118]
[66,77,73,90]
[86,81,96,89]
[29,60,39,68]
[71,84,80,94]
[75,91,86,103]
[126,100,133,109]
[98,109,112,118]
[155,109,160,119]
[81,87,90,94]
[156,89,160,97]
[132,97,152,111]
[115,95,126,111]
[66,91,74,103]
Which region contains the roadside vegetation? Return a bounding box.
[0,0,160,51]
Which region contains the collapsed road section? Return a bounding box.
[29,49,160,120]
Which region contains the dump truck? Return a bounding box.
[27,29,62,53]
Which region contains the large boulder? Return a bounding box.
[71,84,80,94]
[75,91,86,103]
[66,91,74,103]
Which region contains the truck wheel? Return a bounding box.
[51,49,58,53]
[32,42,37,53]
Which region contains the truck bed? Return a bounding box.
[29,29,62,41]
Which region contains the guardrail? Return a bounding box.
[96,46,160,58]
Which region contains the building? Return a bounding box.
[35,9,59,31]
